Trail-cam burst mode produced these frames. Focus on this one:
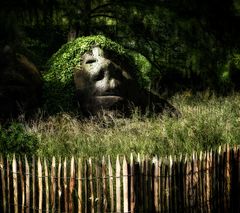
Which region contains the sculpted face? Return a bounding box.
[74,46,138,114]
[74,46,180,117]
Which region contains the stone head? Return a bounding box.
[74,46,140,115]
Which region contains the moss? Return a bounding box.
[43,35,149,113]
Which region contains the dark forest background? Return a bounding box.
[1,0,240,95]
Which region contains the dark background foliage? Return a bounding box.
[1,0,240,94]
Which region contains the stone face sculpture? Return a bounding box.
[0,46,42,120]
[44,35,180,117]
[74,46,180,117]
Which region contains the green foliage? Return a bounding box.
[0,123,39,156]
[43,35,148,113]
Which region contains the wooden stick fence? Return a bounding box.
[0,145,240,212]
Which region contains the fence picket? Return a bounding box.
[192,152,198,210]
[102,157,107,212]
[224,144,231,211]
[64,158,68,213]
[84,160,88,213]
[153,157,159,212]
[32,156,36,213]
[209,150,213,212]
[78,158,82,213]
[165,158,170,212]
[69,157,75,212]
[38,157,43,213]
[12,155,18,213]
[44,158,49,213]
[25,156,30,213]
[160,157,165,212]
[130,154,135,212]
[123,156,128,213]
[204,152,210,212]
[218,146,224,210]
[169,155,173,213]
[6,157,10,213]
[96,162,101,213]
[19,158,24,213]
[108,156,114,212]
[89,158,94,213]
[57,158,62,212]
[51,157,56,212]
[116,155,121,213]
[198,152,203,213]
[0,155,6,213]
[237,148,240,211]
[137,156,141,211]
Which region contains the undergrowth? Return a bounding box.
[15,92,240,159]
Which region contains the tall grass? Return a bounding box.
[21,92,240,159]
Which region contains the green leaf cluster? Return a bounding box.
[0,123,38,156]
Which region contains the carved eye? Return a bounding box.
[85,59,97,64]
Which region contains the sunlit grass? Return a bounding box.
[20,92,240,159]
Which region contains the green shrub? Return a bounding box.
[0,123,39,156]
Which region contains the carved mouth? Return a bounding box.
[94,95,123,101]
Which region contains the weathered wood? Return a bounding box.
[6,157,10,213]
[116,155,121,213]
[123,156,128,213]
[192,152,198,210]
[0,155,6,213]
[89,158,94,213]
[32,156,36,213]
[130,154,135,212]
[218,146,223,211]
[84,160,88,213]
[153,157,159,212]
[139,155,144,212]
[25,156,30,213]
[236,148,240,212]
[63,158,68,213]
[169,155,173,213]
[78,158,83,213]
[183,155,188,211]
[205,152,210,212]
[160,157,165,212]
[96,163,101,213]
[1,145,240,212]
[44,158,49,213]
[51,157,56,212]
[57,158,62,212]
[19,158,25,213]
[224,144,231,211]
[209,150,213,212]
[38,157,43,213]
[108,156,114,212]
[102,157,107,212]
[12,155,18,213]
[69,157,75,212]
[198,152,203,213]
[165,159,170,212]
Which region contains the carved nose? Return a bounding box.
[94,59,116,81]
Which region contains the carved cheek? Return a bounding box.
[74,69,92,92]
[94,78,108,94]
